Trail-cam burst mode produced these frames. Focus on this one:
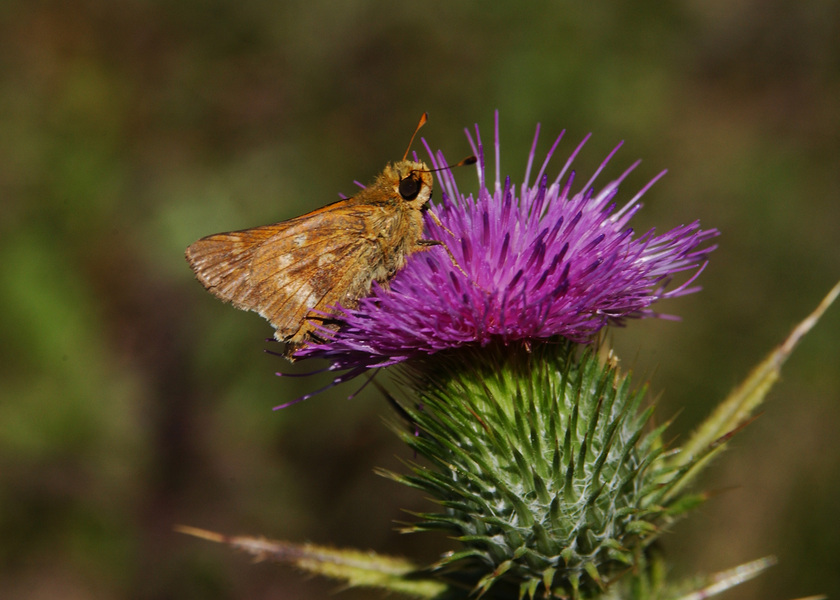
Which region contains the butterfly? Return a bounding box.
[185,114,474,358]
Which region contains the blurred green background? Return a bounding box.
[1,1,839,598]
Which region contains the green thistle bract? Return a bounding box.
[384,342,696,599]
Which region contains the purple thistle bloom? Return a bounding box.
[292,113,718,381]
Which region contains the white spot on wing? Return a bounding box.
[294,283,314,308]
[272,274,289,290]
[317,253,336,268]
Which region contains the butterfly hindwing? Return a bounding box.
[184,224,282,311]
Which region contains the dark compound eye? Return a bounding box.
[398,175,421,200]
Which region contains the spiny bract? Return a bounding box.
[384,342,705,599]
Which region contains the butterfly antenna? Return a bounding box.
[427,155,478,174]
[403,112,429,161]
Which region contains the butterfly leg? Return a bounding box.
[417,239,468,278]
[426,210,459,240]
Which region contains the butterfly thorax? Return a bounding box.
[329,159,434,299]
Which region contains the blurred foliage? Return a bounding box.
[0,1,838,599]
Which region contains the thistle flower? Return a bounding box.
[295,114,718,372]
[187,115,835,600]
[285,115,721,598]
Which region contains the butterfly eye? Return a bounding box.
[398,175,421,200]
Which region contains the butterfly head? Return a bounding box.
[387,160,434,209]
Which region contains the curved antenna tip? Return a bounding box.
[403,113,429,160]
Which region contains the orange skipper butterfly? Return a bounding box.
[185,114,474,357]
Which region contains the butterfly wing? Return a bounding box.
[186,200,388,346]
[185,223,281,312]
[249,204,381,343]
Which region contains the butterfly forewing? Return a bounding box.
[186,199,395,347]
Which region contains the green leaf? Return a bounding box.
[176,525,447,599]
[665,281,840,501]
[671,556,778,600]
